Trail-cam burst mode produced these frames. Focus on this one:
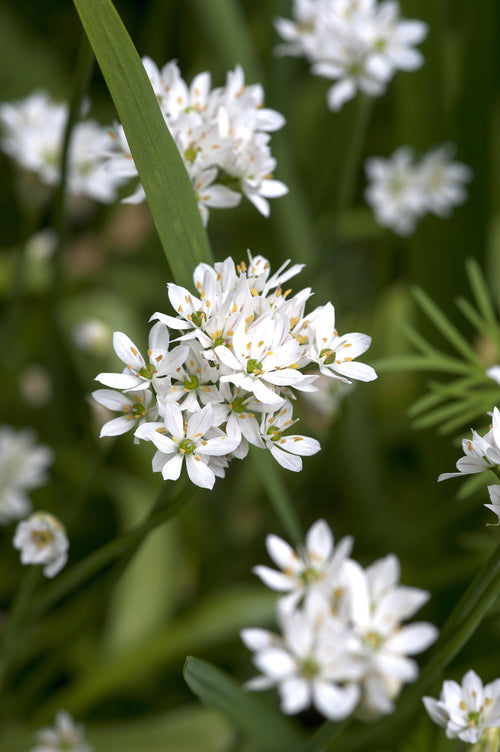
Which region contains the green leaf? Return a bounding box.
[466,257,498,328]
[72,0,212,287]
[412,286,480,364]
[184,657,305,752]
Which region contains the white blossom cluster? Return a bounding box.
[103,59,288,224]
[0,91,123,203]
[0,426,53,525]
[242,520,438,719]
[424,670,500,744]
[438,406,500,525]
[275,0,428,111]
[93,253,377,490]
[31,710,93,752]
[364,145,472,235]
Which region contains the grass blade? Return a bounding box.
[72,0,213,287]
[184,656,305,752]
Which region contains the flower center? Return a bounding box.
[178,438,196,455]
[183,374,200,390]
[139,363,156,379]
[267,425,283,442]
[247,358,263,375]
[300,657,320,680]
[364,630,383,650]
[191,311,206,328]
[319,348,336,365]
[31,530,54,547]
[299,566,321,585]
[232,396,249,413]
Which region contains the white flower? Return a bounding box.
[260,401,321,472]
[487,366,500,385]
[438,408,500,481]
[72,319,111,356]
[417,145,472,218]
[91,389,157,438]
[275,0,427,111]
[365,144,472,235]
[0,91,123,203]
[95,323,188,393]
[346,554,438,716]
[241,593,362,719]
[13,512,68,578]
[485,485,500,525]
[31,710,93,752]
[103,60,287,222]
[0,427,53,525]
[134,403,238,489]
[364,147,426,235]
[306,302,377,383]
[253,519,353,604]
[423,670,500,744]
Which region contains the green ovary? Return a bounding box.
[184,374,199,390]
[178,438,196,455]
[247,358,263,374]
[139,363,156,379]
[319,348,336,365]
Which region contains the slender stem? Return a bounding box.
[28,479,193,621]
[303,719,351,752]
[334,95,373,216]
[251,448,303,547]
[51,33,94,299]
[0,567,41,693]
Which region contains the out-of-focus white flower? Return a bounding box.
[485,485,500,525]
[487,366,500,385]
[72,319,111,356]
[13,512,68,578]
[365,144,472,235]
[0,427,53,524]
[103,60,287,224]
[31,710,93,752]
[438,407,500,481]
[19,365,53,409]
[275,0,427,111]
[346,554,438,717]
[241,593,362,719]
[93,253,376,489]
[423,670,500,744]
[0,90,124,203]
[417,145,473,218]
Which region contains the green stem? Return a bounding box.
[28,479,193,621]
[303,719,351,752]
[0,567,41,694]
[321,539,500,752]
[251,448,303,547]
[334,95,373,217]
[51,33,94,299]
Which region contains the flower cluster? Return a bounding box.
[93,253,377,490]
[275,0,428,111]
[14,512,69,578]
[103,60,288,224]
[364,145,472,235]
[31,710,93,752]
[424,670,500,744]
[438,407,500,524]
[0,426,53,524]
[0,91,123,203]
[241,519,438,720]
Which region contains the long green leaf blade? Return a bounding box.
[184,656,305,752]
[72,0,213,287]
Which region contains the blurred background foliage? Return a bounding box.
[1,0,500,750]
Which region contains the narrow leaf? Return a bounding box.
[466,257,497,328]
[412,287,479,364]
[72,0,212,287]
[184,656,305,752]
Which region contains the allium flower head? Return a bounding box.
[365,144,471,235]
[104,60,287,224]
[243,520,437,721]
[0,426,53,524]
[423,670,500,744]
[31,710,93,752]
[93,253,376,489]
[0,90,123,203]
[13,512,69,578]
[275,0,428,111]
[438,407,500,481]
